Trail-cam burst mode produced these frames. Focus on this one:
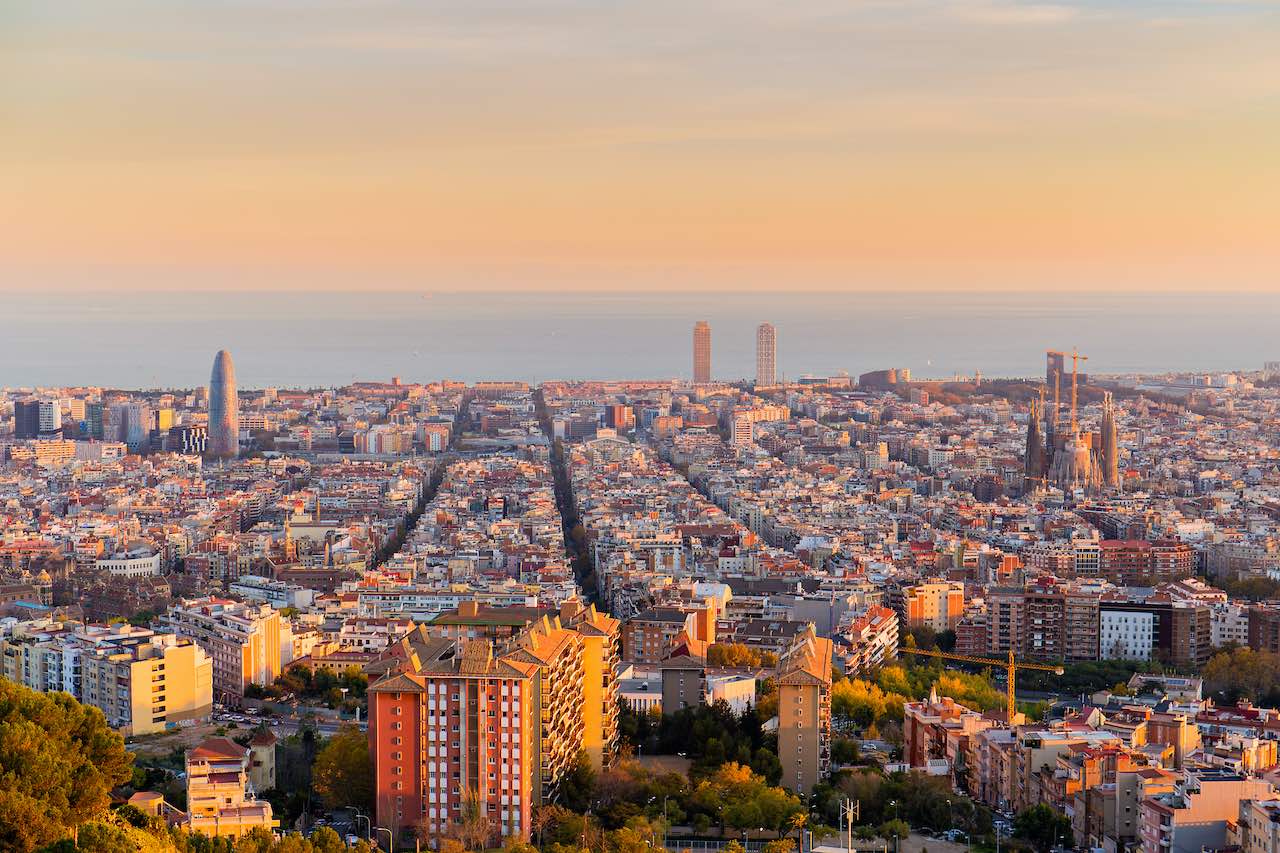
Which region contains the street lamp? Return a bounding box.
[353,810,371,841]
[374,826,393,852]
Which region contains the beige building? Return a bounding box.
[560,600,621,772]
[159,597,283,701]
[247,730,278,793]
[80,633,213,735]
[776,625,832,795]
[186,737,276,839]
[1,620,212,735]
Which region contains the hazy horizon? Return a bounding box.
[2,290,1275,390]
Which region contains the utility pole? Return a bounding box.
[840,798,860,853]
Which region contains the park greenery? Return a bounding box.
[246,663,369,711]
[705,642,778,669]
[1202,646,1280,705]
[311,724,374,814]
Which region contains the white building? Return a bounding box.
[1100,608,1154,660]
[706,673,756,715]
[1210,602,1250,648]
[96,545,162,577]
[229,574,315,610]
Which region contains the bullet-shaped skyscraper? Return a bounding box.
[693,321,711,384]
[207,349,239,459]
[756,322,777,386]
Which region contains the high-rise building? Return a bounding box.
[756,322,777,386]
[17,399,62,438]
[208,349,239,459]
[367,602,621,846]
[158,598,283,702]
[776,625,832,794]
[84,401,105,440]
[692,320,711,383]
[14,400,40,439]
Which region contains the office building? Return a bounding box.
[756,322,777,386]
[208,348,240,459]
[693,320,711,384]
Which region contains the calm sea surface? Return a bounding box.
[1,290,1274,389]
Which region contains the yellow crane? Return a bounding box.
[899,647,1064,723]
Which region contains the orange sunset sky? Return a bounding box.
[2,1,1278,292]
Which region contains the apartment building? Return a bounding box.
[621,607,697,663]
[1,620,213,735]
[776,625,832,795]
[904,691,998,772]
[835,605,899,675]
[1140,771,1275,853]
[185,737,277,839]
[900,580,965,631]
[159,597,283,701]
[367,636,539,848]
[366,602,620,847]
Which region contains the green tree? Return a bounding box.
[0,680,134,853]
[311,725,373,812]
[1013,804,1072,853]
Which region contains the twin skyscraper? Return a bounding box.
[692,320,776,386]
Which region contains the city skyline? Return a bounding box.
[4,2,1279,293]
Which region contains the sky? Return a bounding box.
[2,1,1278,292]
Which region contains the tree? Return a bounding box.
[0,679,134,853]
[1013,804,1072,853]
[787,812,808,852]
[311,725,373,812]
[879,819,910,841]
[558,751,598,813]
[455,788,495,852]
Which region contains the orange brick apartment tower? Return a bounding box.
[368,638,538,849]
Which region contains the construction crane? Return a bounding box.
[899,647,1064,723]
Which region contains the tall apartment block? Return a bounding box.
[367,601,620,848]
[776,625,833,795]
[693,320,711,384]
[158,597,282,702]
[756,322,777,386]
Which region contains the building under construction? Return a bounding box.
[1025,349,1120,494]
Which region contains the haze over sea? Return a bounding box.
[2,290,1274,389]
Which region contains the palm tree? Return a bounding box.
[788,812,808,852]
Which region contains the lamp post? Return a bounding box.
[353,810,371,841]
[374,826,394,852]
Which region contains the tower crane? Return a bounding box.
[899,647,1064,723]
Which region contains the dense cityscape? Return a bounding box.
[6,323,1280,853]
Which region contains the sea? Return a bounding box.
[1,290,1274,389]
